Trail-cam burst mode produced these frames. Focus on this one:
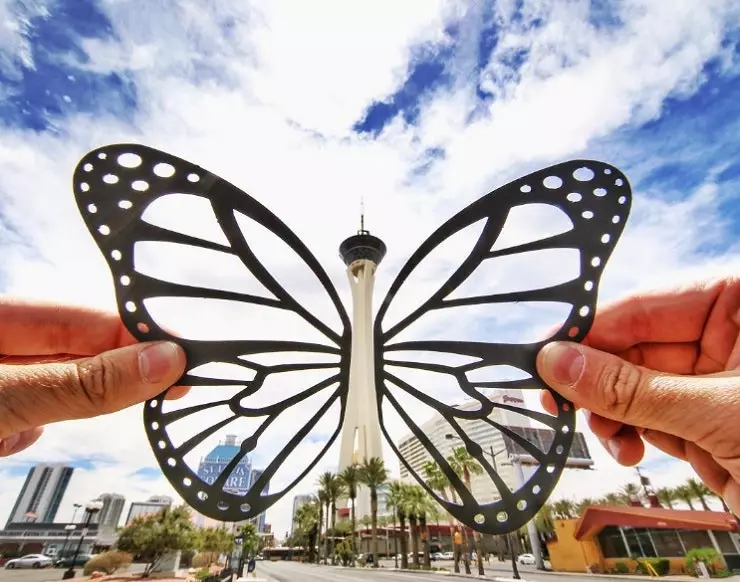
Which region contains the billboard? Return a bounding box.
[197,461,252,493]
[500,426,593,468]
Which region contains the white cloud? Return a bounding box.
[1,0,740,539]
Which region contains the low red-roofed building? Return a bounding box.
[547,505,740,575]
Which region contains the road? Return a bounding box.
[256,560,601,582]
[0,563,146,582]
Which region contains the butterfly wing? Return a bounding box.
[374,160,631,534]
[73,143,351,522]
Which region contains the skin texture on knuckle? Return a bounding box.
[594,359,646,422]
[70,354,124,414]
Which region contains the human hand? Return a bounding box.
[536,277,740,511]
[0,296,187,456]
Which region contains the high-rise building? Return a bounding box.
[396,389,532,502]
[5,464,74,527]
[91,493,126,528]
[291,494,314,534]
[193,434,270,532]
[248,468,268,533]
[124,495,172,526]
[396,388,593,506]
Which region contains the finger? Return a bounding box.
[685,441,732,497]
[539,390,580,415]
[0,427,44,457]
[640,429,688,461]
[0,354,90,365]
[0,341,186,438]
[0,296,136,356]
[620,343,701,375]
[536,341,740,450]
[582,279,729,352]
[540,390,557,414]
[164,386,191,400]
[585,410,624,439]
[599,426,644,466]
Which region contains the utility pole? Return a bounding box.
[510,455,545,570]
[490,446,520,580]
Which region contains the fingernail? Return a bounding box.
[0,434,20,455]
[543,342,584,385]
[607,438,621,459]
[139,342,181,383]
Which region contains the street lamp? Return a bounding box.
[59,525,77,562]
[445,434,521,580]
[71,504,82,523]
[62,500,103,580]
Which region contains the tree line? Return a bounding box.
[289,445,516,576]
[537,477,731,532]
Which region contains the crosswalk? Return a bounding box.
[256,560,526,582]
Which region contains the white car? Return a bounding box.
[5,554,55,569]
[517,553,536,565]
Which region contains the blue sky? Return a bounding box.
[1,0,740,534]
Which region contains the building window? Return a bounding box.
[598,527,629,558]
[680,530,713,551]
[623,528,657,558]
[713,531,737,554]
[650,529,684,557]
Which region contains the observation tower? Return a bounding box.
[337,213,387,521]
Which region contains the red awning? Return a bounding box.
[574,505,740,540]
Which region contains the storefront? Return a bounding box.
[547,506,740,574]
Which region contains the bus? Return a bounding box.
[262,547,305,561]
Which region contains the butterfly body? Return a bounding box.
[73,144,631,534]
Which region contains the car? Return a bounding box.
[4,554,55,569]
[55,554,92,568]
[517,553,536,565]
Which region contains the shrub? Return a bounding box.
[686,547,725,577]
[192,553,222,568]
[614,561,629,574]
[333,540,353,567]
[637,558,670,576]
[83,551,133,575]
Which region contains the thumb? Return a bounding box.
[0,341,186,437]
[536,341,740,446]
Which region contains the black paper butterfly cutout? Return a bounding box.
[72,143,631,534]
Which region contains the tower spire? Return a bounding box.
[359,196,366,234]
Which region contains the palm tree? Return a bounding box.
[437,464,471,574]
[602,492,625,506]
[674,484,697,510]
[687,478,712,510]
[294,498,319,562]
[575,498,596,516]
[316,486,328,563]
[318,471,342,563]
[358,456,388,568]
[656,487,678,509]
[327,475,345,563]
[448,446,485,576]
[340,464,361,564]
[621,483,643,505]
[534,503,555,536]
[387,481,408,569]
[403,484,433,568]
[552,498,576,519]
[423,461,463,573]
